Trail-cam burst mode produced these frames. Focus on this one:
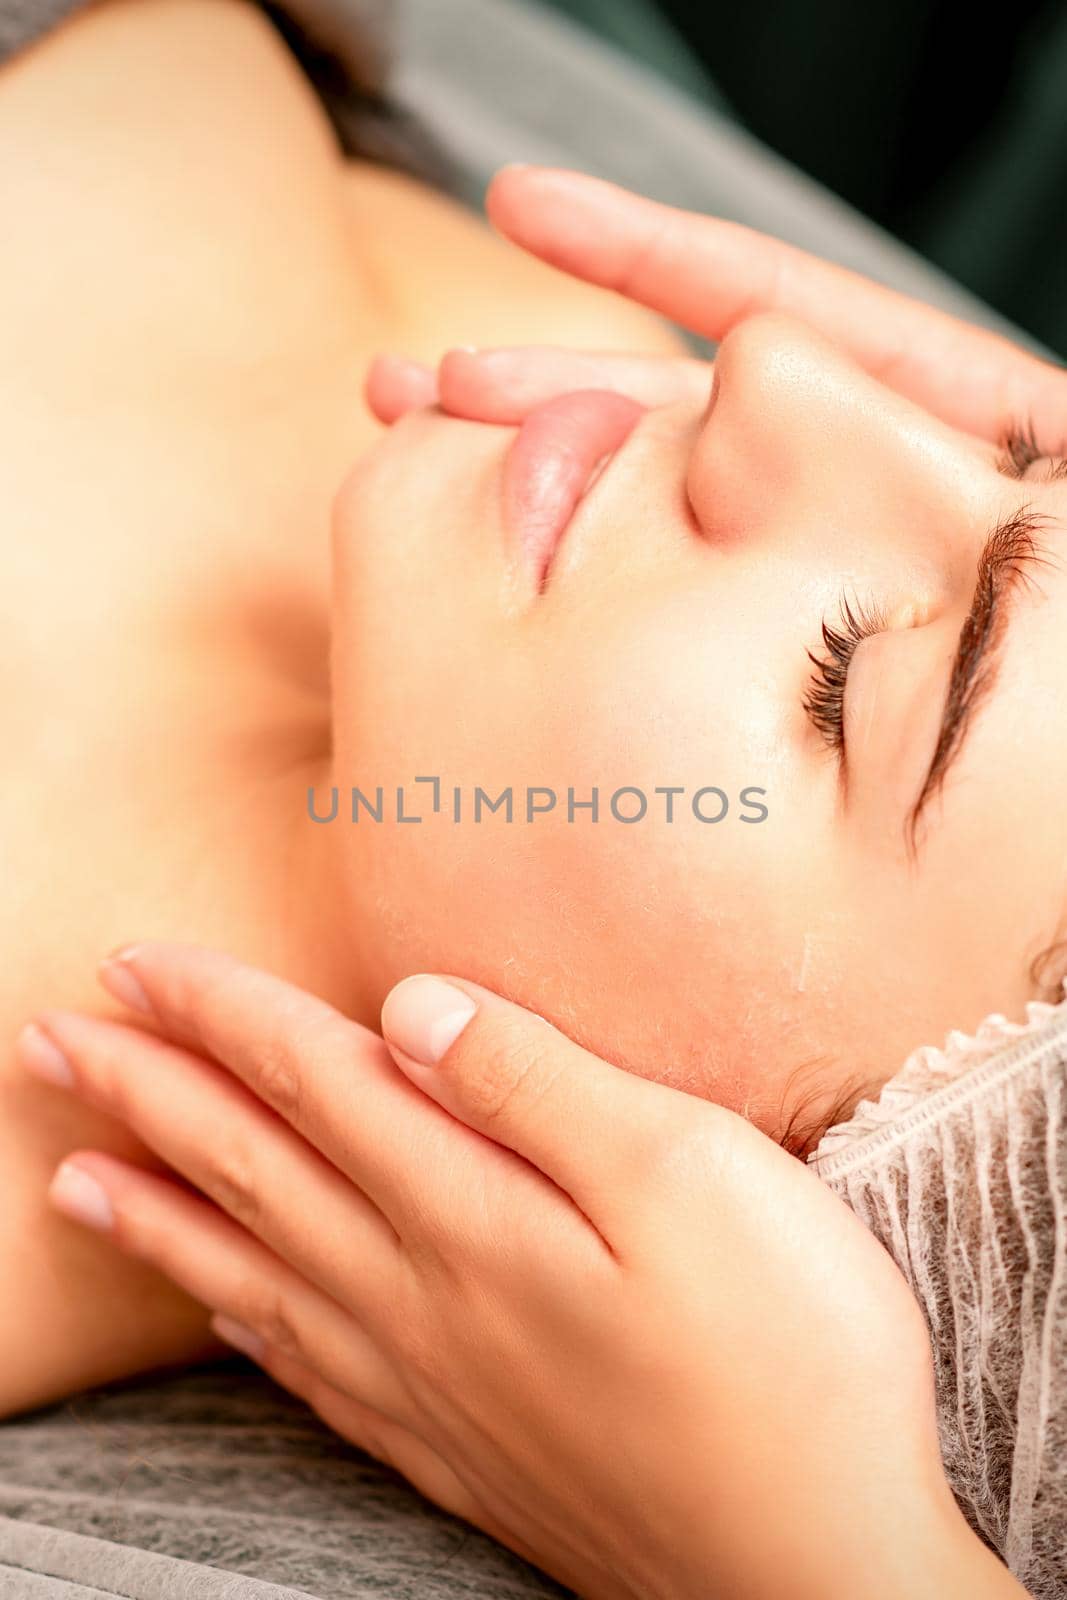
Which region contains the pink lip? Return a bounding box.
[502,389,645,587]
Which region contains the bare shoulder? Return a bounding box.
[339,158,688,361]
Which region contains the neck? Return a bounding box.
[272,751,382,1034]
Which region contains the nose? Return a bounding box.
[686,313,994,563]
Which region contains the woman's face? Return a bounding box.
[328,313,1067,1139]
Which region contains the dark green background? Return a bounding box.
[544,0,1067,360]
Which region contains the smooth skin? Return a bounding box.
[326,299,1067,1149]
[9,1,1065,1431]
[0,6,685,1418]
[13,178,1064,1596]
[18,941,1028,1600]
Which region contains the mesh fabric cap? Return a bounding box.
[811,993,1067,1598]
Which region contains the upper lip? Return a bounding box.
[502,390,646,589]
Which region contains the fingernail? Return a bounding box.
[381,976,477,1065]
[49,1161,114,1232]
[98,951,153,1016]
[17,1021,75,1088]
[211,1314,266,1362]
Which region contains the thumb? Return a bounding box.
[380,975,681,1236]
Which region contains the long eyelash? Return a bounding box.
[802,592,887,752]
[804,416,1064,754]
[997,415,1067,481]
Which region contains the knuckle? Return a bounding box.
[241,1286,305,1360]
[398,1205,460,1288]
[198,961,321,1125]
[463,1018,550,1127]
[253,1041,302,1124]
[208,1136,261,1229]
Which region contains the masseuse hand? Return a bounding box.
[18,946,1024,1600]
[369,166,1067,451]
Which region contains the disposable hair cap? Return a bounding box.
[811,988,1067,1597]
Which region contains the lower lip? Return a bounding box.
[502,390,645,588]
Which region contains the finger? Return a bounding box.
[92,942,477,1233]
[436,345,712,423]
[234,1330,483,1527]
[48,1150,414,1425]
[380,975,684,1245]
[486,166,1067,442]
[20,1011,405,1328]
[89,943,570,1253]
[364,353,438,423]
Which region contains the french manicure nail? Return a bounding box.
[17,1021,75,1088]
[381,975,477,1066]
[49,1162,114,1232]
[98,953,153,1016]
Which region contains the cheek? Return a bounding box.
[328,551,821,1111]
[345,783,800,1118]
[358,818,707,1054]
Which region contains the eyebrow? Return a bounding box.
[904,506,1053,861]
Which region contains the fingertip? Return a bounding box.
[16,1018,75,1088]
[437,346,480,381]
[381,975,477,1068]
[485,165,588,235]
[487,164,592,198]
[483,161,532,222]
[364,354,438,424]
[48,1155,116,1233]
[437,346,517,421]
[97,952,154,1017]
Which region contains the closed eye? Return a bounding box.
[803,592,886,755]
[804,415,1066,853]
[803,510,1055,857]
